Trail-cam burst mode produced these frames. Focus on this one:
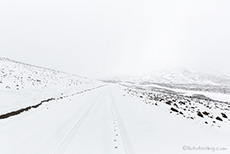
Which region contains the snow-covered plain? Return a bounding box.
[0,85,229,154]
[0,58,230,154]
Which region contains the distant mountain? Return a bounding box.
[110,68,230,94]
[143,69,230,85]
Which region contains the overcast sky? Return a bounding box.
[1,0,230,78]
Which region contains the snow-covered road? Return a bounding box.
[0,85,229,154]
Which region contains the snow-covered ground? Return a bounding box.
[0,57,102,115]
[0,58,229,154]
[0,85,229,154]
[140,83,230,102]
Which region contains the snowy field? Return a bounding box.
[0,85,229,154]
[0,58,229,154]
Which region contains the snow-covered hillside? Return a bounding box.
[0,58,229,154]
[0,57,102,116]
[123,84,230,128]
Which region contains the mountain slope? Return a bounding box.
[0,57,102,115]
[145,69,230,85]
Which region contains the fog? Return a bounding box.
[1,0,230,78]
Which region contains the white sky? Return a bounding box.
[1,0,230,79]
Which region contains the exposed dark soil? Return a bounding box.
[0,98,54,119]
[0,85,105,120]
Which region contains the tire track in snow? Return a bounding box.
[52,89,103,154]
[109,88,134,154]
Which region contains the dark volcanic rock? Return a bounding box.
[216,116,223,121]
[202,111,210,116]
[221,113,228,118]
[174,103,179,108]
[178,101,185,105]
[197,112,204,118]
[166,101,172,105]
[170,107,179,112]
